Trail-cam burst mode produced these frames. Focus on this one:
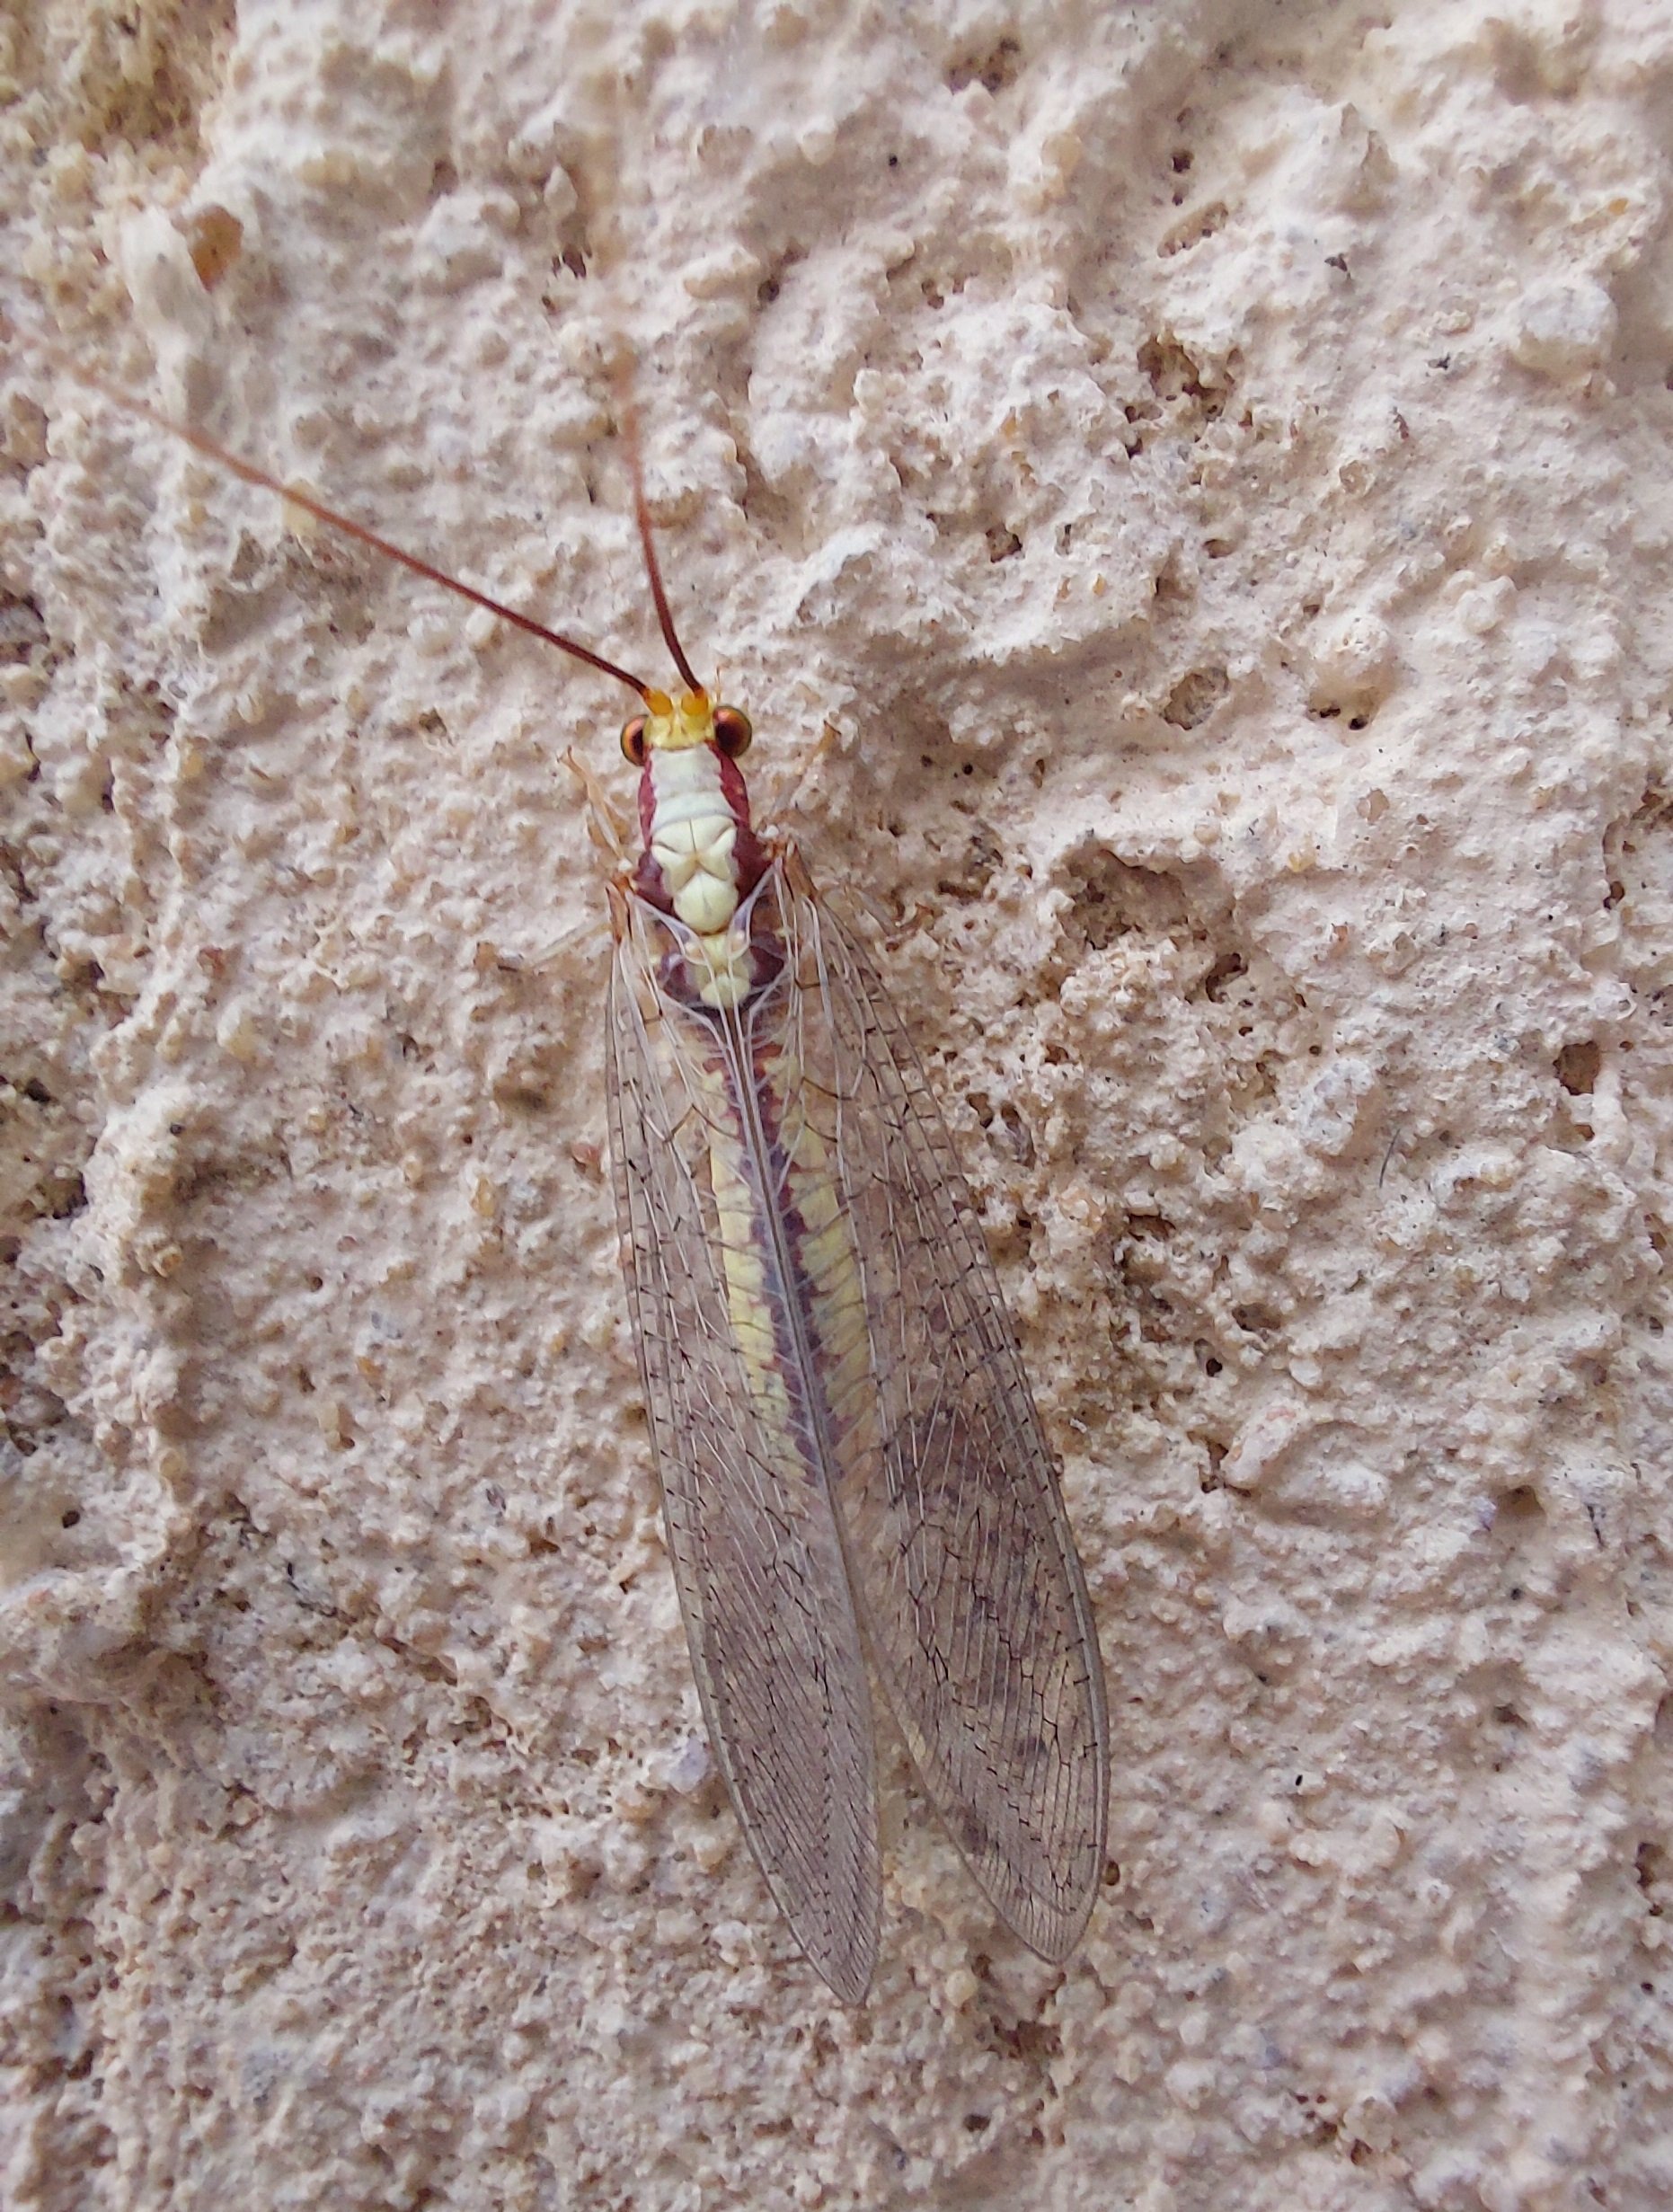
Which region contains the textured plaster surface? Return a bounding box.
[3,0,1673,2206]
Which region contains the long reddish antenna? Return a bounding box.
[615,385,703,695]
[64,370,656,703]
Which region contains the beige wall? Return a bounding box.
[3,2,1669,2206]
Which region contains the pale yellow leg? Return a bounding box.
[562,745,633,863]
[515,916,598,972]
[762,718,844,826]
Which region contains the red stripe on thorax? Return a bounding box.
[717,748,771,901]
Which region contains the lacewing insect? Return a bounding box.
[67,372,1111,2001]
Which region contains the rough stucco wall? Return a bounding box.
[3,0,1673,2204]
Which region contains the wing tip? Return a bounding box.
[783,1899,878,2006]
[1014,1879,1103,1967]
[813,1949,876,2007]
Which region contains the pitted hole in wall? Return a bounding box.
[1481,1684,1533,1775]
[1158,201,1229,260]
[1136,331,1232,420]
[1151,553,1191,608]
[1639,1838,1669,1918]
[1199,950,1246,1001]
[1607,783,1673,891]
[1548,1047,1598,1150]
[1061,850,1191,951]
[935,825,1003,901]
[1119,1212,1181,1353]
[1647,1217,1669,1276]
[984,2007,1062,2070]
[966,1091,1036,1167]
[996,1099,1033,1165]
[539,238,592,310]
[1122,330,1241,463]
[945,37,1023,96]
[1162,664,1228,730]
[1229,1301,1282,1339]
[1307,698,1380,732]
[750,237,808,315]
[1494,1485,1545,1552]
[1198,1430,1229,1491]
[1288,2086,1340,2151]
[884,228,1016,316]
[1554,1039,1601,1097]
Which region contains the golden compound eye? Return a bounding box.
[620,714,648,765]
[713,705,753,758]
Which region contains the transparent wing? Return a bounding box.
[606,889,880,2004]
[778,855,1111,1960]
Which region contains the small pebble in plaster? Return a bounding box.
[1453,576,1517,636]
[689,1822,731,1873]
[181,203,244,290]
[412,190,518,290]
[1221,1399,1314,1491]
[1509,277,1617,381]
[215,1003,261,1063]
[505,93,580,210]
[660,1736,714,1794]
[943,1965,980,2009]
[314,1396,352,1449]
[1306,610,1394,721]
[683,243,765,299]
